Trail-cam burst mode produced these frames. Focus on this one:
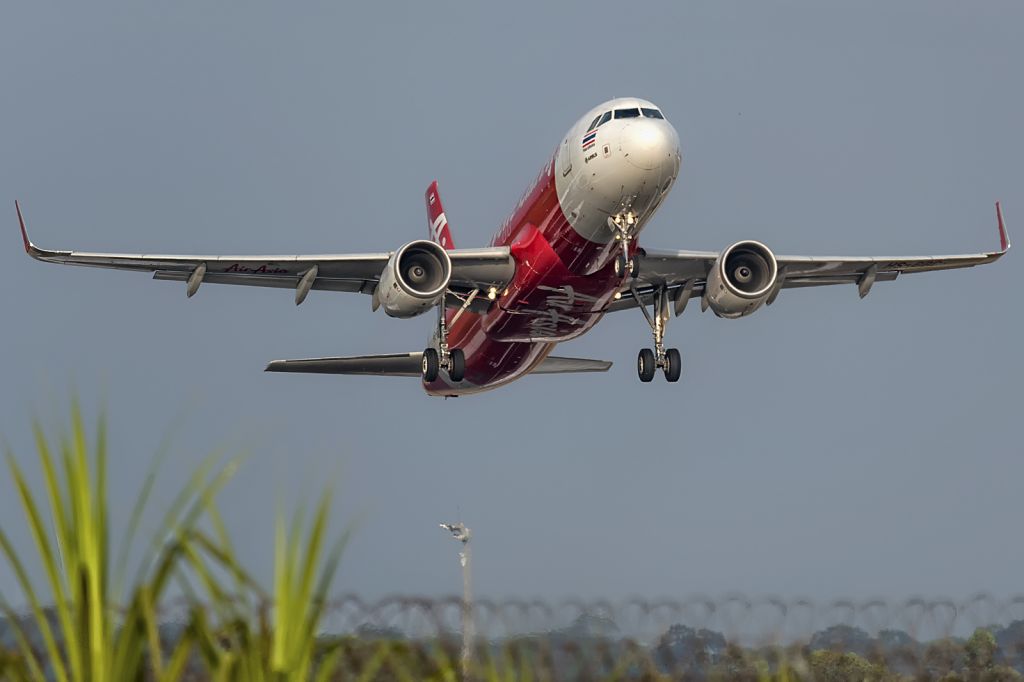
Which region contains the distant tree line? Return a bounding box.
[10,609,1022,679]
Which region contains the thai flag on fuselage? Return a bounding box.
[582,130,597,151]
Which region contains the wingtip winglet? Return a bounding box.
[15,200,31,253]
[996,201,1010,252]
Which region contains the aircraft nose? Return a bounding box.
[620,119,679,172]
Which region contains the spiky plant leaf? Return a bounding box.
[1,404,242,682]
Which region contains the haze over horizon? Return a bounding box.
[1,1,1021,605]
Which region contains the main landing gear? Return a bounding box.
[422,289,474,383]
[422,346,464,383]
[632,286,681,383]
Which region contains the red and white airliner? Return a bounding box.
[17,98,1010,396]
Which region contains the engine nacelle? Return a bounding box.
[705,240,778,319]
[377,240,452,318]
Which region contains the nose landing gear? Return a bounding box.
[631,285,682,383]
[614,251,639,279]
[609,213,640,280]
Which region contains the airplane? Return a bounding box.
[16,97,1010,397]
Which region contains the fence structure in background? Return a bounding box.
[4,594,1024,679]
[154,594,1024,679]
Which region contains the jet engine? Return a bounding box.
[376,240,452,318]
[704,240,778,319]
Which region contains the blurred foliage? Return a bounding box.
[966,629,998,673]
[807,650,891,681]
[0,404,347,682]
[2,407,1024,680]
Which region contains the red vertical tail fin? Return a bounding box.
[425,180,455,250]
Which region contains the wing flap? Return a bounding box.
[153,271,375,294]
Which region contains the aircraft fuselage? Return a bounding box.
[425,98,681,396]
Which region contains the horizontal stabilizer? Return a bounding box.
[264,353,612,377]
[265,353,422,376]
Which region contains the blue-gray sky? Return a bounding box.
[1,1,1021,605]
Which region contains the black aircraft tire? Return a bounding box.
[638,348,656,382]
[449,349,466,382]
[615,252,628,278]
[664,348,682,382]
[422,348,440,382]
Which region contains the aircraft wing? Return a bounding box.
[265,353,611,376]
[15,202,513,306]
[609,203,1010,313]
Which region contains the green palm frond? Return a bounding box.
[0,403,366,682]
[0,403,240,682]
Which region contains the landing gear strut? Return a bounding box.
[422,289,472,383]
[609,213,639,280]
[632,285,682,383]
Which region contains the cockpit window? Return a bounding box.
[597,111,612,127]
[586,115,602,132]
[641,108,664,119]
[614,108,641,119]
